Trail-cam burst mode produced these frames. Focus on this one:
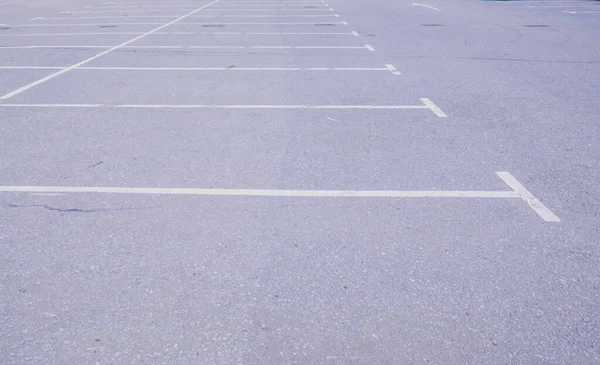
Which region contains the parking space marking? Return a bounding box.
[0,0,224,100]
[1,22,349,27]
[0,185,518,198]
[385,64,401,75]
[0,172,561,222]
[0,45,372,50]
[365,44,375,51]
[0,32,358,36]
[0,100,446,117]
[420,98,448,118]
[412,3,442,11]
[38,15,341,19]
[0,66,398,72]
[496,172,561,222]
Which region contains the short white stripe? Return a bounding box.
[420,98,448,118]
[496,171,561,222]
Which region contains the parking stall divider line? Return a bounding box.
[37,15,342,19]
[0,66,397,72]
[0,0,223,101]
[0,185,519,198]
[0,32,358,36]
[0,45,374,50]
[0,102,444,117]
[0,22,349,27]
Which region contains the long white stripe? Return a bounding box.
[1,22,347,26]
[0,45,369,49]
[0,0,222,100]
[496,172,561,222]
[0,32,355,36]
[61,7,326,15]
[0,185,518,198]
[0,66,391,71]
[0,104,431,110]
[41,14,339,19]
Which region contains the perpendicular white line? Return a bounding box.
[0,66,392,71]
[412,3,442,11]
[0,0,224,101]
[420,98,448,118]
[496,171,560,222]
[0,103,432,110]
[365,44,375,52]
[385,64,401,75]
[0,185,519,198]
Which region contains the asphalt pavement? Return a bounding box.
[0,0,599,363]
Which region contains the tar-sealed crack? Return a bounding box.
[4,204,152,214]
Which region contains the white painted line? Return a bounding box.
[420,98,447,118]
[0,103,432,110]
[30,17,43,20]
[0,0,223,101]
[50,10,334,14]
[563,11,599,14]
[84,5,93,8]
[0,22,348,27]
[496,171,560,222]
[412,3,442,11]
[365,44,375,52]
[100,1,328,2]
[0,185,518,198]
[0,66,65,69]
[0,0,248,100]
[385,64,401,75]
[0,31,355,36]
[44,14,340,19]
[0,23,166,27]
[86,6,323,10]
[351,30,359,36]
[211,4,331,7]
[0,45,372,50]
[0,66,393,72]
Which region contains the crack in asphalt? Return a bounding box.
[4,204,153,214]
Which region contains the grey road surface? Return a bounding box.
[1,0,599,363]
